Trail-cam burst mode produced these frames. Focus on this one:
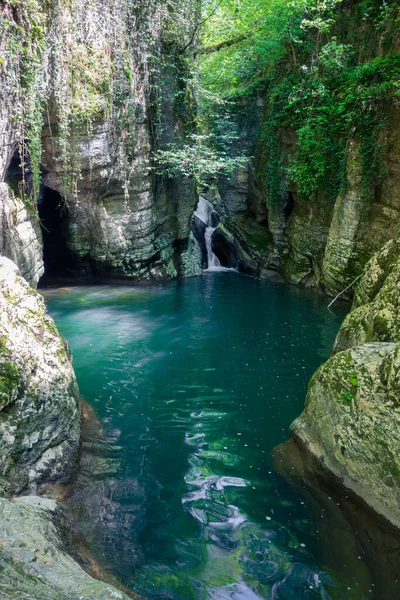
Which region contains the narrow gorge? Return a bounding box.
[0,0,399,598]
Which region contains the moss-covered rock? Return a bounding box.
[334,238,400,352]
[292,237,400,527]
[292,342,400,527]
[0,256,80,495]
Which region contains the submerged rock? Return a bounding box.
[0,256,80,494]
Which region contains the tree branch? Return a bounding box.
[181,0,224,53]
[199,28,259,55]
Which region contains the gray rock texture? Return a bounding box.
[208,107,400,296]
[0,0,197,285]
[334,238,400,352]
[41,114,197,281]
[0,496,133,600]
[291,342,400,528]
[0,256,80,495]
[0,184,43,286]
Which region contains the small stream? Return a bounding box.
[43,272,391,599]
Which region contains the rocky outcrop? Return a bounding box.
[291,342,400,527]
[40,112,197,281]
[202,0,400,297]
[0,0,198,285]
[0,256,80,495]
[0,495,132,600]
[0,183,43,286]
[291,239,400,527]
[334,238,400,351]
[0,257,137,598]
[0,2,45,285]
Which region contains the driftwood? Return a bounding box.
[327,274,362,308]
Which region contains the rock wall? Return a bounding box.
[204,1,400,298]
[207,103,400,295]
[291,238,400,527]
[0,184,43,286]
[0,2,45,285]
[0,0,199,285]
[0,256,80,495]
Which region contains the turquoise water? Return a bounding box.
[43,272,360,599]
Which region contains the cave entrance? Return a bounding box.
[5,149,24,195]
[284,191,295,220]
[38,187,73,280]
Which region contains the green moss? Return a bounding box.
[373,315,390,338]
[45,320,59,337]
[0,360,20,405]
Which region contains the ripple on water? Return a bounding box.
[44,274,380,600]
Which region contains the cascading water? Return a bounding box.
[204,227,220,269]
[194,197,221,270]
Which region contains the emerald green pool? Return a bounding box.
[44,271,376,599]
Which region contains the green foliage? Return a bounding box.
[342,369,358,402]
[154,134,248,184]
[195,0,400,205]
[1,0,47,208]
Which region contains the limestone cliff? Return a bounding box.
[207,104,400,295]
[0,183,43,286]
[291,238,400,527]
[0,0,199,284]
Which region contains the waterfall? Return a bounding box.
[204,226,221,269]
[194,198,221,270]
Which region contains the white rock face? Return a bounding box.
[0,256,80,494]
[0,183,44,286]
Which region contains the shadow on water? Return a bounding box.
[273,440,400,600]
[41,272,400,600]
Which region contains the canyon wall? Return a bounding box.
[205,1,400,297]
[291,238,400,527]
[0,0,201,285]
[209,107,400,296]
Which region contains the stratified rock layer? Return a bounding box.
[0,256,80,494]
[334,238,400,352]
[0,184,43,287]
[209,107,400,295]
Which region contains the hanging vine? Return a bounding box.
[0,0,198,210]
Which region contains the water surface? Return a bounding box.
[44,272,362,599]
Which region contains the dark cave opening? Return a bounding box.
[5,148,30,196]
[38,187,75,280]
[284,192,295,220]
